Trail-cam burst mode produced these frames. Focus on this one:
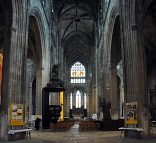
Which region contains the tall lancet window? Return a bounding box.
[71,62,85,83]
[84,93,87,109]
[70,93,73,109]
[76,90,81,108]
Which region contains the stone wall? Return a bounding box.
[0,0,56,140]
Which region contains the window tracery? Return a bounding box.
[71,62,85,83]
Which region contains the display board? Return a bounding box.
[125,102,138,125]
[10,104,24,126]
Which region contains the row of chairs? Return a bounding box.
[79,121,100,131]
[50,121,74,131]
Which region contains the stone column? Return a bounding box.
[0,16,27,141]
[119,80,124,118]
[0,32,12,141]
[91,88,97,114]
[35,66,42,114]
[89,94,92,116]
[25,61,35,121]
[64,93,67,116]
[87,94,89,114]
[0,1,28,140]
[119,0,149,134]
[110,67,119,119]
[66,94,70,116]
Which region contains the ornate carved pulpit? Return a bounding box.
[42,64,65,129]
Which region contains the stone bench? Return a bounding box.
[8,128,32,140]
[119,127,144,139]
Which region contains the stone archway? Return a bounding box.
[25,15,43,122]
[110,16,123,120]
[99,4,120,121]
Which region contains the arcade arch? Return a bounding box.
[25,15,43,121]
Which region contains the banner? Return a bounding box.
[125,102,138,125]
[10,104,24,126]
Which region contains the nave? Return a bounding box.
[2,123,156,143]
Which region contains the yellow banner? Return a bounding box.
[10,104,24,126]
[125,102,138,125]
[60,92,64,121]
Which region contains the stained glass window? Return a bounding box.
[71,62,85,83]
[84,93,87,109]
[76,90,81,108]
[70,93,73,109]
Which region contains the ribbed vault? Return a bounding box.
[54,0,98,66]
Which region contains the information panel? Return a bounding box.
[125,102,138,125]
[10,104,24,126]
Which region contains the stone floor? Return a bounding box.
[1,123,156,143]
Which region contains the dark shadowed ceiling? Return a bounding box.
[144,0,156,68]
[0,0,12,51]
[53,0,99,67]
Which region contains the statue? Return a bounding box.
[51,64,59,79]
[99,97,111,120]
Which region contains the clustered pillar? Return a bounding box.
[120,0,149,134]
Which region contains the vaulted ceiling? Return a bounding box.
[53,0,99,67]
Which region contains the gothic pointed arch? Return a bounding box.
[100,6,119,104]
[26,9,44,116]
